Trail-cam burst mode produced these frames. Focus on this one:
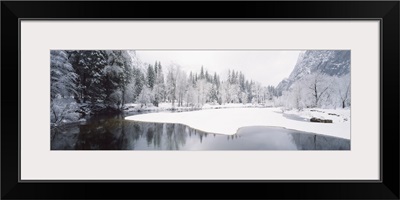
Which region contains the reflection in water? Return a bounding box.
[51,115,350,150]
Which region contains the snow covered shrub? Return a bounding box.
[137,86,153,106]
[107,90,123,109]
[51,96,80,125]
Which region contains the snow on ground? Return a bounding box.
[283,108,350,123]
[125,107,351,139]
[202,103,265,109]
[123,103,264,112]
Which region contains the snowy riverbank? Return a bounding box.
[125,107,351,139]
[123,102,265,112]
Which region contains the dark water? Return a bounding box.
[51,113,350,150]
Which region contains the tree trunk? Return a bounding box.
[121,87,126,108]
[314,84,318,108]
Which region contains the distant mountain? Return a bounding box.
[276,50,350,94]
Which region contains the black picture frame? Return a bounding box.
[2,1,399,199]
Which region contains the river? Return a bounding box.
[51,111,350,150]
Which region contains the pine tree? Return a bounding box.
[213,72,218,86]
[132,68,144,102]
[50,50,80,124]
[166,67,177,106]
[157,63,166,102]
[51,50,77,99]
[200,66,205,79]
[239,72,245,93]
[153,62,165,106]
[227,69,231,84]
[147,64,155,89]
[120,50,134,106]
[205,70,209,82]
[68,50,108,104]
[102,50,132,109]
[154,61,158,76]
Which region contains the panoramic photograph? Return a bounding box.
[51,50,351,150]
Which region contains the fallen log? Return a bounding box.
[310,117,333,123]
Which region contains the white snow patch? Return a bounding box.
[125,107,350,139]
[123,103,266,112]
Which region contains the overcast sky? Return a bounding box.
[136,50,302,87]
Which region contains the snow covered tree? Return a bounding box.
[252,82,263,104]
[208,83,218,104]
[175,69,187,107]
[185,84,198,107]
[286,80,307,110]
[124,80,136,104]
[229,70,239,85]
[304,72,333,108]
[120,50,135,106]
[154,61,158,75]
[219,81,230,104]
[333,74,351,108]
[102,50,127,109]
[239,72,245,91]
[50,50,79,125]
[245,80,252,103]
[137,85,153,107]
[153,62,165,106]
[132,68,145,103]
[166,64,178,107]
[280,72,335,109]
[67,50,108,104]
[165,64,188,107]
[229,83,240,103]
[213,72,220,87]
[50,96,80,125]
[199,66,205,80]
[241,92,248,104]
[51,50,77,99]
[266,85,277,100]
[205,70,210,82]
[196,79,211,106]
[189,71,195,86]
[261,87,271,105]
[227,70,231,84]
[147,64,155,89]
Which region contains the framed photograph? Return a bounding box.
[2,1,399,199]
[50,49,351,151]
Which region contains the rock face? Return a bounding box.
[276,50,351,94]
[310,117,333,123]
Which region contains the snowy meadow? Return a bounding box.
[51,50,351,150]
